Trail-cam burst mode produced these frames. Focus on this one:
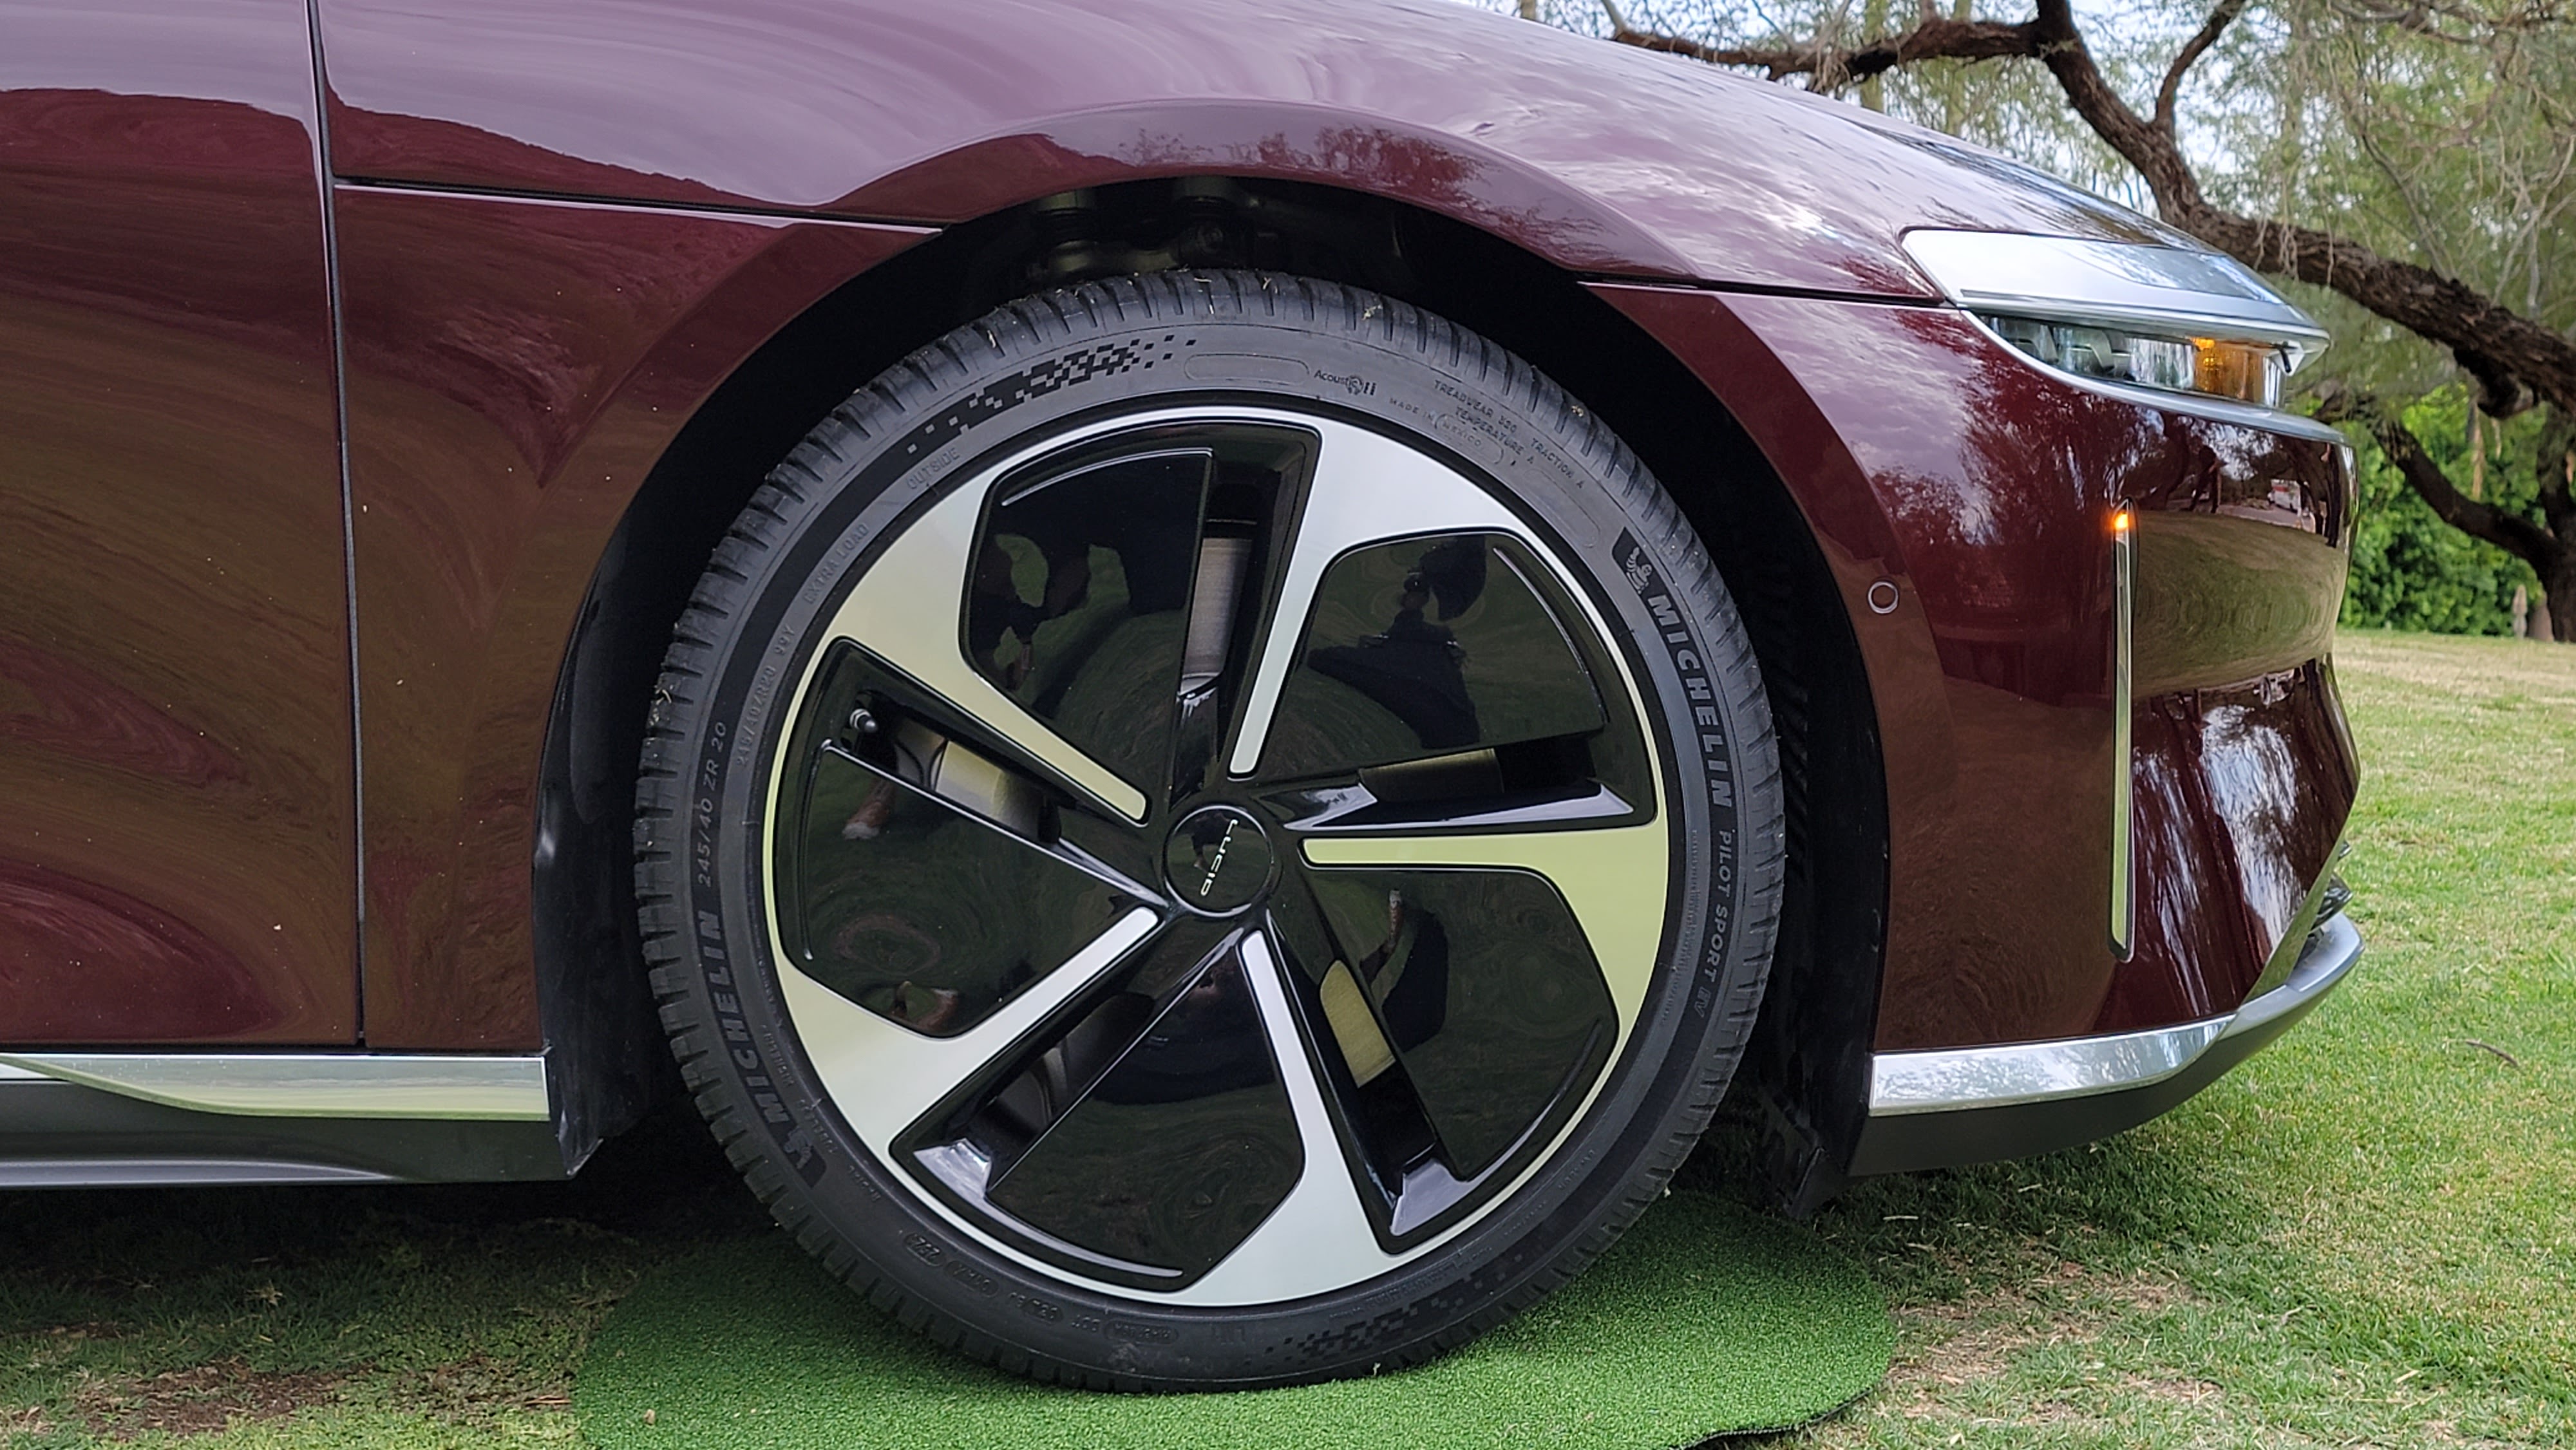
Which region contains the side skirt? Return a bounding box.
[0,1054,563,1186]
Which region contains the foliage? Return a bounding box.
[1485,1,2576,395]
[1781,628,2576,1445]
[2340,386,2552,634]
[1478,2,2576,634]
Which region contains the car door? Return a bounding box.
[0,1,358,1042]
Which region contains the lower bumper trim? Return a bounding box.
[1867,1017,2226,1118]
[1849,914,2360,1175]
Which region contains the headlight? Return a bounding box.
[1978,316,2287,408]
[1902,231,2326,413]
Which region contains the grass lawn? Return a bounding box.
[1790,630,2576,1447]
[0,628,2568,1447]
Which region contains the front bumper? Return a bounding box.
[1586,281,2360,1188]
[1848,908,2360,1175]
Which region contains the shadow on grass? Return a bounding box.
[0,1106,771,1439]
[0,1092,2260,1331]
[0,1103,770,1316]
[0,1090,2266,1443]
[1687,1088,2278,1301]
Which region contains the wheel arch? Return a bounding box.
[531,178,1888,1185]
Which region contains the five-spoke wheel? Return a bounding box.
[638,273,1780,1387]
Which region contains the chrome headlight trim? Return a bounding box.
[1902,229,2330,368]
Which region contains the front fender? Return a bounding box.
[317,0,2174,297]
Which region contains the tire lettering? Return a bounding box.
[1613,530,1742,996]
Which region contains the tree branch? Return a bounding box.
[2325,0,2573,44]
[2540,438,2575,547]
[2313,386,2560,570]
[1602,1,2576,420]
[2023,0,2561,415]
[2156,0,2249,133]
[1600,4,2040,86]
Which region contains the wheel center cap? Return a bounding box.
[1162,805,1276,916]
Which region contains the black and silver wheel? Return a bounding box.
[636,272,1782,1388]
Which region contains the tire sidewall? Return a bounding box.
[653,279,1770,1386]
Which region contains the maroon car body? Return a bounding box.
[1,0,2356,1194]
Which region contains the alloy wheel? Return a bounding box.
[636,272,1780,1386]
[763,406,1671,1303]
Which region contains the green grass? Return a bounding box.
[0,1131,755,1447]
[575,1193,1887,1449]
[0,628,2568,1447]
[1781,629,2576,1447]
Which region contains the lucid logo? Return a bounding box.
[1162,805,1272,915]
[1197,820,1238,899]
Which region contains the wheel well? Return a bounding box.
[534,177,1888,1191]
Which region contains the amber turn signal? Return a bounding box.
[1981,315,2288,410]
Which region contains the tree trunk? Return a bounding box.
[2323,401,2576,645]
[2548,451,2575,643]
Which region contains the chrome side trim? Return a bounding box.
[1870,913,2362,1116]
[2110,507,2136,957]
[0,1062,44,1082]
[0,1158,395,1188]
[0,1053,551,1121]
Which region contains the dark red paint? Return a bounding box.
[0,0,2357,1067]
[310,0,2183,299]
[332,187,927,1047]
[1588,285,2355,1050]
[0,0,355,1044]
[2108,664,2357,1030]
